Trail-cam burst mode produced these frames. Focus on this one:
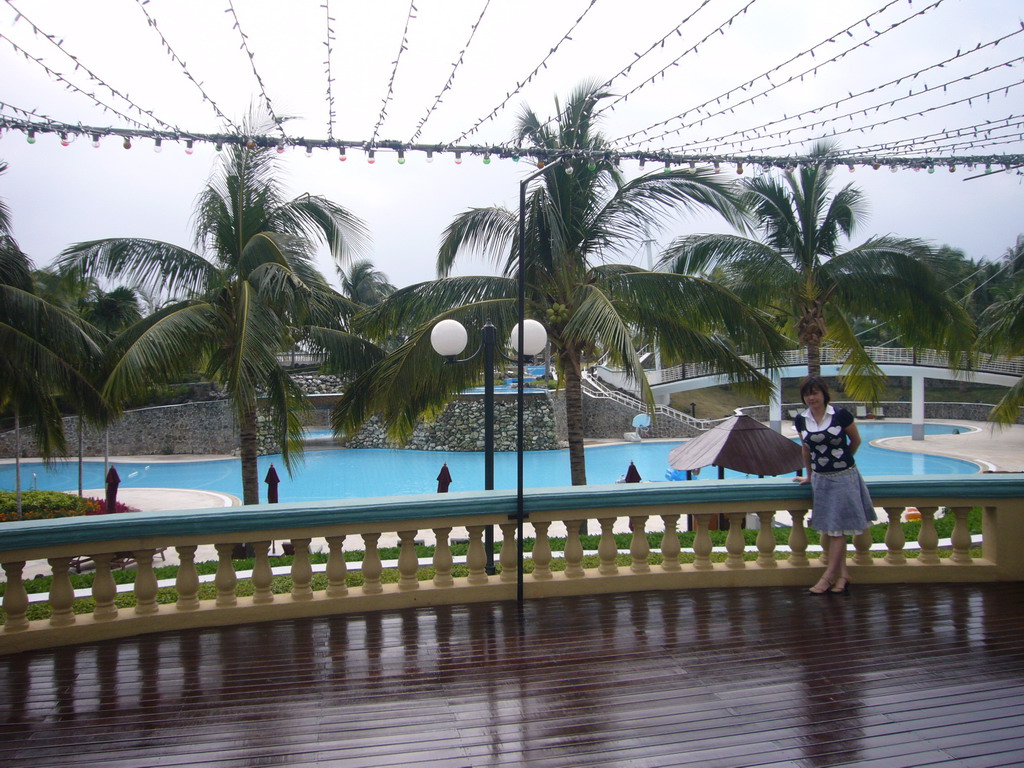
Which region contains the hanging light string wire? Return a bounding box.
[224,0,284,137]
[132,0,238,133]
[446,0,599,147]
[649,31,1024,154]
[323,0,337,142]
[369,0,417,146]
[842,114,1024,158]
[612,0,937,147]
[669,66,1024,157]
[509,0,727,152]
[407,0,491,144]
[2,0,176,131]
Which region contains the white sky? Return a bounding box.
[1,0,1022,291]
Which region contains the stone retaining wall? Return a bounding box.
[583,396,702,439]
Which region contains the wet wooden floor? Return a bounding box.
[1,582,1023,767]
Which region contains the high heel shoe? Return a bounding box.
[808,577,834,595]
[830,577,850,594]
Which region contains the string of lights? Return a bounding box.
[841,115,1024,157]
[512,0,726,148]
[0,33,152,133]
[2,113,1019,175]
[669,75,1024,158]
[2,0,176,132]
[132,0,238,133]
[445,0,598,146]
[370,0,417,145]
[662,49,1024,155]
[323,0,337,141]
[407,0,491,144]
[596,0,761,118]
[611,0,919,146]
[625,1,1011,152]
[224,0,283,137]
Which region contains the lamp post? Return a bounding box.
[430,317,546,575]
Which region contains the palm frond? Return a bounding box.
[436,207,517,277]
[57,238,217,298]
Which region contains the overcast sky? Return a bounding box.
[2,0,1022,292]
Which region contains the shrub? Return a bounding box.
[0,491,100,523]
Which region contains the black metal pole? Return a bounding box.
[483,322,496,575]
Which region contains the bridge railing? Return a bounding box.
[2,474,1022,655]
[653,347,1024,386]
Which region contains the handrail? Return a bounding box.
[582,374,724,430]
[653,347,1024,386]
[2,474,1023,655]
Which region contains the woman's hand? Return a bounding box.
[793,475,811,484]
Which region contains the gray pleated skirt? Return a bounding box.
[809,466,878,535]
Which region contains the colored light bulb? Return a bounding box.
[185,140,194,155]
[154,138,162,153]
[91,134,101,148]
[123,137,132,149]
[338,148,347,161]
[26,130,36,144]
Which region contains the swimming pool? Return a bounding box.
[1,423,979,503]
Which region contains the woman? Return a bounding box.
[794,376,877,594]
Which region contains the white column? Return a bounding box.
[769,371,783,432]
[912,374,925,440]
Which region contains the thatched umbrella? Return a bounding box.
[668,414,803,478]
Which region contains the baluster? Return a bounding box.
[564,520,585,578]
[917,506,940,564]
[465,526,487,585]
[787,510,809,568]
[291,538,313,600]
[325,536,349,597]
[92,552,119,620]
[46,556,76,627]
[532,522,553,580]
[725,514,746,569]
[397,531,420,590]
[950,506,973,564]
[1,561,29,632]
[692,514,713,570]
[431,528,453,587]
[133,550,159,616]
[755,512,776,568]
[852,529,874,566]
[251,541,274,604]
[499,523,517,583]
[214,543,238,607]
[174,546,199,611]
[884,507,907,565]
[361,533,383,594]
[597,518,618,575]
[630,516,650,574]
[660,514,681,571]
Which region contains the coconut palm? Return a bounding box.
[339,259,395,307]
[57,126,371,504]
[659,141,974,402]
[1,161,105,513]
[980,239,1024,425]
[333,82,787,485]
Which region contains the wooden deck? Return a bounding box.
[2,582,1023,767]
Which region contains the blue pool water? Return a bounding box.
[1,423,979,503]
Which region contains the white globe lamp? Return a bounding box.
[510,319,547,357]
[430,319,469,358]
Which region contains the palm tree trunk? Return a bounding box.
[239,402,260,505]
[563,349,587,486]
[798,302,827,378]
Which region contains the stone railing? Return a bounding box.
[2,474,1022,655]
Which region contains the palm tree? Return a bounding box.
[981,237,1024,425]
[333,82,787,485]
[57,124,370,504]
[659,141,974,402]
[1,162,105,515]
[339,259,395,307]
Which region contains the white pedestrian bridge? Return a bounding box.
[592,347,1024,439]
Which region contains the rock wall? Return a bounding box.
[0,401,240,458]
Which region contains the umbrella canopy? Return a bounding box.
[624,462,642,483]
[437,463,453,493]
[104,465,120,513]
[264,464,281,503]
[667,414,803,477]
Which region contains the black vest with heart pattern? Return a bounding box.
[794,407,856,473]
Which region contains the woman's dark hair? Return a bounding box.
[799,376,831,406]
